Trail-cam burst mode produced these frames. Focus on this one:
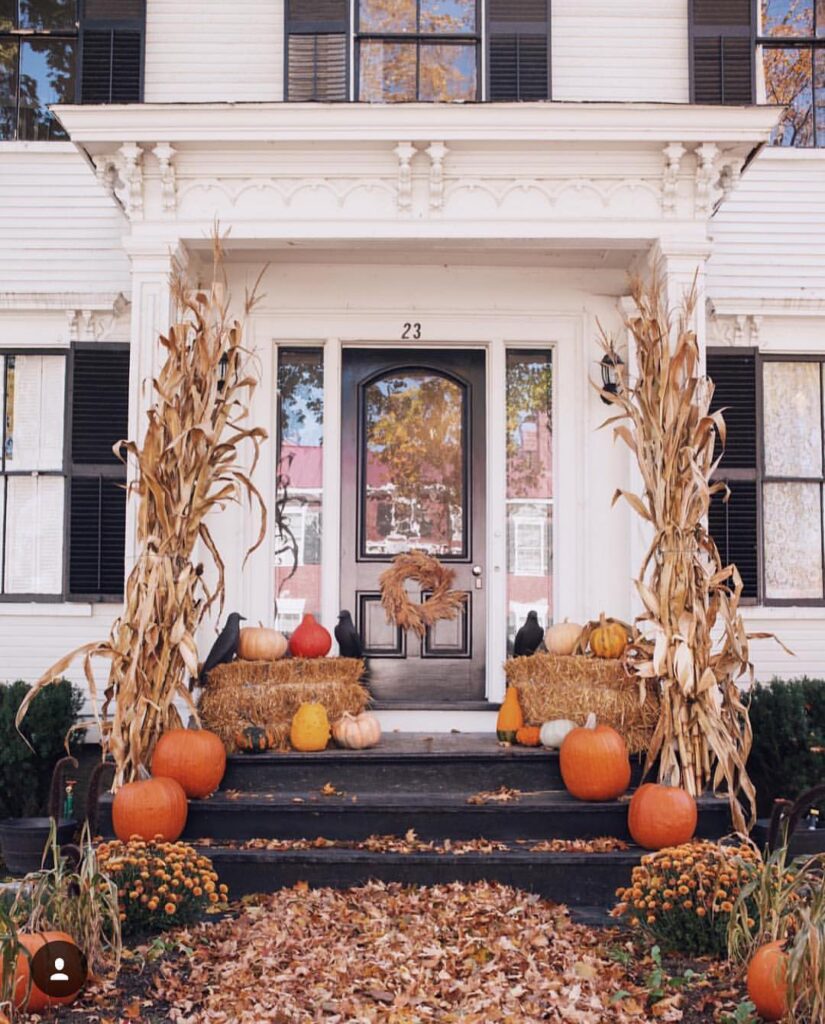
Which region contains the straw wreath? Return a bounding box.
[379,551,466,637]
[16,238,268,788]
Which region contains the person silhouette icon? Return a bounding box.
[49,956,70,982]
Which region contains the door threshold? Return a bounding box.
[371,701,500,712]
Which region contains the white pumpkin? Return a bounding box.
[332,711,382,750]
[544,619,583,656]
[540,719,578,749]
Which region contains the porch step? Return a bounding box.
[219,732,647,794]
[196,843,642,909]
[99,790,730,843]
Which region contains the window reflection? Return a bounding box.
[421,0,475,33]
[765,46,814,146]
[363,371,465,557]
[18,38,74,139]
[506,352,553,654]
[18,0,76,31]
[419,44,476,100]
[275,350,324,632]
[762,0,814,36]
[360,41,417,101]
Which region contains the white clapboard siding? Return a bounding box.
[144,0,284,102]
[0,146,130,295]
[709,150,825,304]
[745,613,825,683]
[552,0,689,102]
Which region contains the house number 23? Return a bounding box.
[401,322,422,340]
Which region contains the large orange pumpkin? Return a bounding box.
[559,713,631,801]
[111,776,188,842]
[747,942,788,1022]
[627,783,698,850]
[151,727,226,799]
[14,931,83,1012]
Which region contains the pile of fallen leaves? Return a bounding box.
[151,881,643,1022]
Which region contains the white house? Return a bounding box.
[0,0,822,731]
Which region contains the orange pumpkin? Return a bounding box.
[288,613,332,658]
[237,626,288,661]
[111,775,188,842]
[515,726,542,747]
[496,687,524,742]
[151,727,226,799]
[747,942,788,1022]
[559,713,631,801]
[14,931,83,1012]
[627,783,698,850]
[590,613,627,659]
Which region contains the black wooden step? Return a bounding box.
[220,732,648,794]
[99,790,731,843]
[197,843,642,909]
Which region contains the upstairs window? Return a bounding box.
[0,0,144,141]
[759,0,825,146]
[285,0,550,102]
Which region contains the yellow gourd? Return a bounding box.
[290,703,331,752]
[496,687,524,742]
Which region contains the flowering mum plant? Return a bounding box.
[613,839,761,956]
[96,840,228,934]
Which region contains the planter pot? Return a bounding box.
[753,818,825,858]
[0,818,77,876]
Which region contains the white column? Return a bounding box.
[486,338,508,702]
[321,338,343,645]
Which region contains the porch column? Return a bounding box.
[123,239,187,575]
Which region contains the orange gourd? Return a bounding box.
[151,727,226,799]
[559,713,631,801]
[288,614,332,658]
[747,942,788,1022]
[515,725,542,747]
[496,687,524,742]
[627,783,698,850]
[111,775,188,842]
[590,613,627,659]
[237,626,288,661]
[14,931,82,1012]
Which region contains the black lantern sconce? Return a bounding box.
[599,349,624,405]
[217,351,230,392]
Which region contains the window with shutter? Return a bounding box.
[286,0,349,101]
[68,345,129,599]
[707,349,760,601]
[690,0,754,104]
[80,0,145,104]
[487,0,549,101]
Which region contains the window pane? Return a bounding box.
[18,38,75,141]
[0,40,17,140]
[364,371,465,556]
[359,40,416,100]
[18,0,76,30]
[3,475,64,594]
[762,0,813,37]
[506,352,553,653]
[763,361,822,476]
[360,0,416,33]
[5,355,65,471]
[275,350,324,632]
[819,0,825,35]
[816,48,825,141]
[763,481,823,598]
[0,1,13,30]
[764,46,814,146]
[420,43,476,100]
[421,0,476,34]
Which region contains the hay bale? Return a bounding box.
[199,659,369,752]
[505,653,659,754]
[206,656,365,690]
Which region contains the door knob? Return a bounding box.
[471,565,483,576]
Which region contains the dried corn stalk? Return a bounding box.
[601,275,780,833]
[17,240,267,788]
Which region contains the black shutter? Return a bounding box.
[69,346,129,598]
[286,0,348,101]
[690,0,754,104]
[707,349,759,600]
[80,0,145,104]
[488,0,550,101]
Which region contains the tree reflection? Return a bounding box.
[506,356,552,499]
[761,1,821,146]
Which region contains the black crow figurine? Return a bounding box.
[513,610,544,657]
[200,612,245,683]
[335,609,363,660]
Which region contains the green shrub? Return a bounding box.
[747,678,825,818]
[0,679,83,819]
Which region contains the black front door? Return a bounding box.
[340,349,486,703]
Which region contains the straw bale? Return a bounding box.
[206,656,365,690]
[505,653,659,754]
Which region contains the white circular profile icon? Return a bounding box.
[50,956,70,983]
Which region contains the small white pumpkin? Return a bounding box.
[543,619,583,656]
[332,711,382,750]
[540,719,578,749]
